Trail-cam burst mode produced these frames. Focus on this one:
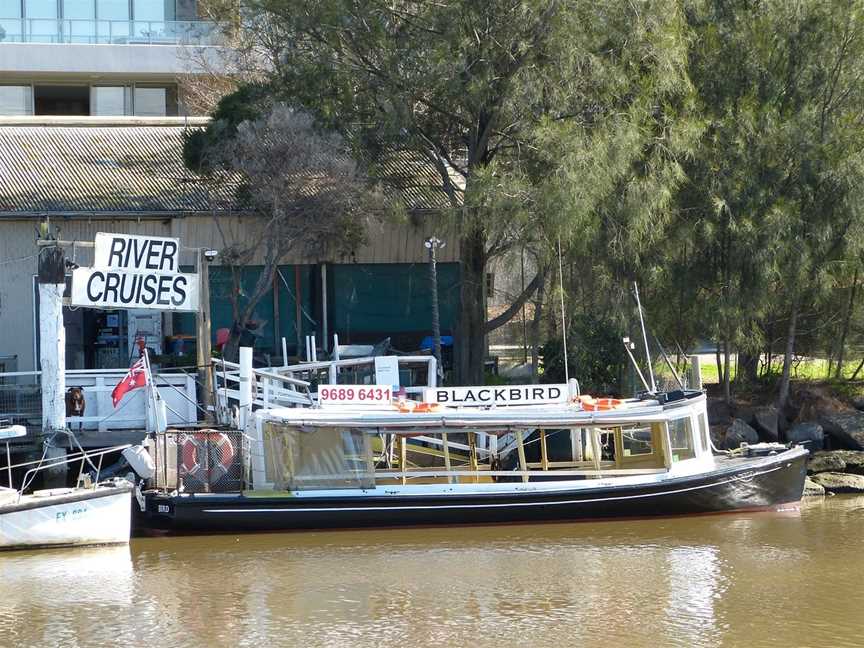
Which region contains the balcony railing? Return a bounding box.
[0,19,226,45]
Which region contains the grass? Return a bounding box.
[695,356,864,385]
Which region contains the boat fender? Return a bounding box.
[122,445,155,479]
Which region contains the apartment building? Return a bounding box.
[0,0,221,116]
[0,3,460,373]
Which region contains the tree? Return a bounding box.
[188,102,388,361]
[195,0,696,382]
[671,0,864,405]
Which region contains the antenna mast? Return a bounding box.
[557,237,569,383]
[633,282,656,393]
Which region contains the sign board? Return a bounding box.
[70,233,199,312]
[71,267,198,311]
[373,356,400,388]
[424,384,569,407]
[319,385,393,407]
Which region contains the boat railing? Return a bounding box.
[265,355,438,399]
[215,358,314,418]
[1,444,131,503]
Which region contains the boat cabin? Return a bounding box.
[248,390,713,493]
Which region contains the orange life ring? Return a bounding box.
[395,400,442,413]
[180,432,235,483]
[577,395,624,411]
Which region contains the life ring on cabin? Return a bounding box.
[395,401,442,413]
[180,432,235,485]
[577,395,624,411]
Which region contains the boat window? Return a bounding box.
[668,416,696,462]
[698,412,710,453]
[621,426,654,457]
[263,423,374,490]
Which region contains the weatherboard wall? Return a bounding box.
[0,217,459,371]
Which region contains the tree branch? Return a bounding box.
[484,266,546,334]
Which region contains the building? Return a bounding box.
[0,4,460,373]
[0,115,460,372]
[0,0,222,117]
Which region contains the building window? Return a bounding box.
[0,0,23,43]
[91,85,130,115]
[0,85,33,115]
[133,85,167,116]
[34,84,89,115]
[63,0,95,42]
[24,0,57,41]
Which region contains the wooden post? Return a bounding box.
[468,432,479,483]
[399,435,407,485]
[442,432,453,484]
[589,428,602,471]
[516,430,529,483]
[294,266,303,358]
[38,242,67,488]
[38,243,66,434]
[688,354,702,391]
[272,270,281,358]
[539,430,549,471]
[238,346,253,430]
[196,249,214,421]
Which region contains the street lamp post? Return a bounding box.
[425,236,445,381]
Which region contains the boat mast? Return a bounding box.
[557,237,569,383]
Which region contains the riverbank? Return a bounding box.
[707,381,864,495]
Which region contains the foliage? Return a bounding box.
[198,0,698,382]
[191,103,390,360]
[540,315,627,395]
[616,0,864,404]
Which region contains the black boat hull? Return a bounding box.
[135,448,808,534]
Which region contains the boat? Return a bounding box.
[133,382,808,533]
[0,425,134,550]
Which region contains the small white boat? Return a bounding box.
[0,425,133,551]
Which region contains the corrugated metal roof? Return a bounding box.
[0,119,462,216]
[375,149,464,211]
[0,122,234,215]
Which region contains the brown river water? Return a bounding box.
[1,496,863,648]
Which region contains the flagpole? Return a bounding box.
[142,348,160,433]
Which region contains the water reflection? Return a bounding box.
[2,498,864,647]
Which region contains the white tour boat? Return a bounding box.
[134,382,808,533]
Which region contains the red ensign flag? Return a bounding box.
[111,356,149,407]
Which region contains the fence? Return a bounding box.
[0,369,198,432]
[0,19,226,45]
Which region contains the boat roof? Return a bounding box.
[258,392,706,431]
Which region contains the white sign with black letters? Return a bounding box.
[70,232,199,312]
[424,384,569,407]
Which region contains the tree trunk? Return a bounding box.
[738,351,759,383]
[835,267,859,379]
[778,296,800,407]
[530,287,545,384]
[722,337,731,404]
[715,344,723,393]
[456,226,487,384]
